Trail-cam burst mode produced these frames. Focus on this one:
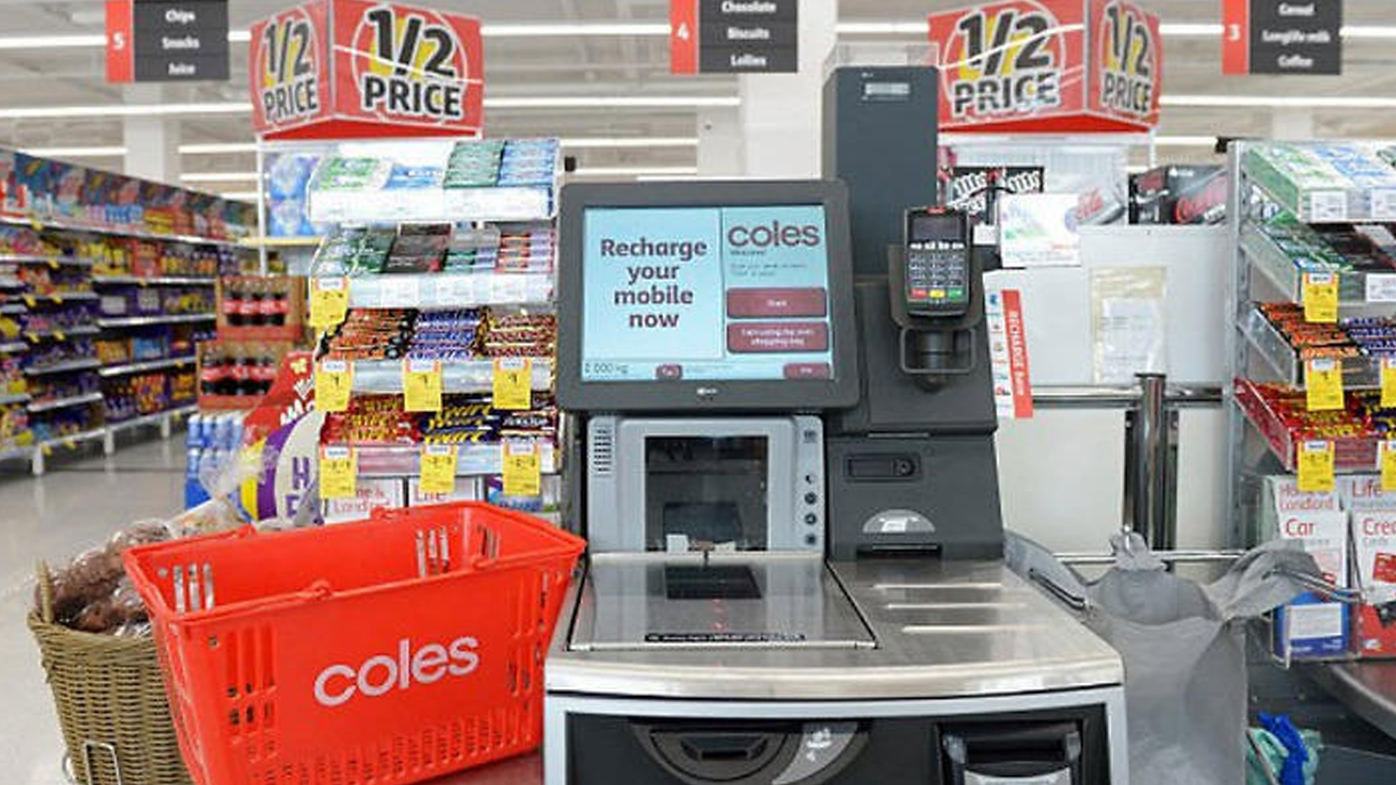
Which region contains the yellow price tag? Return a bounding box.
[47,259,59,270]
[1305,358,1343,411]
[492,357,532,410]
[52,294,63,304]
[319,446,357,500]
[22,295,35,307]
[1382,442,1396,493]
[403,358,443,412]
[53,330,65,342]
[1383,359,1396,409]
[1302,272,1339,323]
[309,277,349,328]
[420,444,458,495]
[1296,440,1336,492]
[315,359,353,413]
[501,441,542,497]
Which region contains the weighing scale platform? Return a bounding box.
[551,556,1122,699]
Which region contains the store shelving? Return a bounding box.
[0,393,30,406]
[0,214,245,248]
[99,355,196,377]
[92,275,217,286]
[333,270,553,309]
[23,358,102,376]
[1239,143,1396,225]
[23,326,99,340]
[21,292,99,303]
[346,357,553,395]
[0,342,27,353]
[342,439,561,478]
[27,391,103,414]
[97,313,215,328]
[0,254,94,267]
[307,138,563,518]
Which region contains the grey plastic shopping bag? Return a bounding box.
[1005,531,1320,785]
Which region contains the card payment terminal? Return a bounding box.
[903,207,972,319]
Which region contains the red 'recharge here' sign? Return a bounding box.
[928,0,1161,133]
[249,0,483,140]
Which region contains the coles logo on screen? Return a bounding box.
[312,635,480,708]
[726,220,821,253]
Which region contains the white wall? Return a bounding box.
[988,225,1232,554]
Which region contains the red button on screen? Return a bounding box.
[726,287,828,318]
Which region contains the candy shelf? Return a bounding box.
[92,275,217,286]
[23,326,99,340]
[23,358,101,376]
[0,214,245,248]
[27,391,103,414]
[97,313,215,328]
[22,292,99,303]
[306,157,560,226]
[0,341,27,353]
[321,271,554,309]
[0,254,94,267]
[99,355,196,377]
[348,357,553,395]
[337,439,561,478]
[1233,378,1377,473]
[0,303,23,315]
[0,393,30,406]
[1241,142,1396,225]
[106,403,198,431]
[1240,306,1366,387]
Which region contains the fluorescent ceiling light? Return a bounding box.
[180,172,260,183]
[0,102,251,120]
[485,96,739,109]
[21,145,126,157]
[0,34,105,49]
[575,166,700,177]
[832,21,1396,40]
[481,23,668,37]
[1164,95,1396,109]
[179,142,258,155]
[1158,23,1224,36]
[834,21,929,35]
[561,137,698,149]
[217,191,259,201]
[1154,135,1217,147]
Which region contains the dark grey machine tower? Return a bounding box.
[822,62,1004,560]
[821,65,939,276]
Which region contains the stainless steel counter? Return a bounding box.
[548,557,1123,701]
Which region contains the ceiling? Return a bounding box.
[1,0,1395,196]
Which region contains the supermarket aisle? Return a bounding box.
[0,440,185,785]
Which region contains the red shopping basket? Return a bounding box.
[123,502,585,785]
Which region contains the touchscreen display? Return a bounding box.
[581,205,834,382]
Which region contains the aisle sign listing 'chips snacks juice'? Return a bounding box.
[1266,476,1350,659]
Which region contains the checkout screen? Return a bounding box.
[581,205,835,382]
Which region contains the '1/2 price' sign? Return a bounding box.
[671,0,798,74]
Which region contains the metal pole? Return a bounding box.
[1131,373,1174,550]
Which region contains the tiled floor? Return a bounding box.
[1,439,187,784]
[0,437,540,785]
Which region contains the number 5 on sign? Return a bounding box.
[501,441,541,497]
[320,446,357,500]
[1297,440,1335,493]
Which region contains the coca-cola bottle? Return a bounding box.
[222,280,243,327]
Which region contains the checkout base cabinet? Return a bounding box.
[545,691,1125,785]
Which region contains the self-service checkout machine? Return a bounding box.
[543,64,1127,785]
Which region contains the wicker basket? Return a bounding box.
[27,562,191,785]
